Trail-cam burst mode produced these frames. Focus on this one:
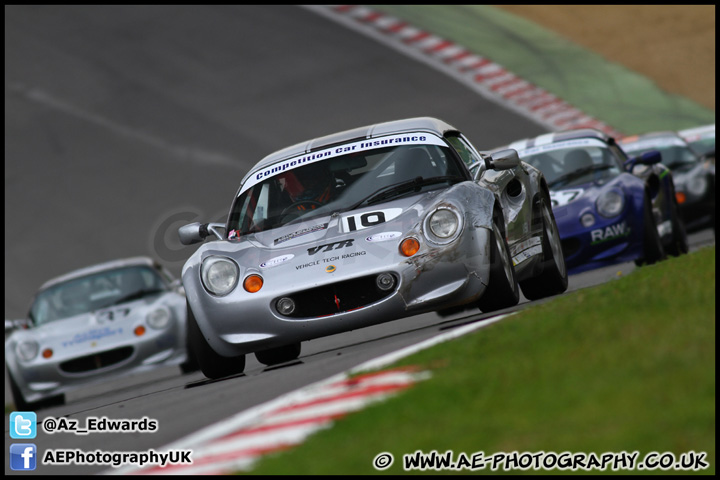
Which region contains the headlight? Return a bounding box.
[687,175,708,197]
[201,256,239,296]
[16,341,39,362]
[597,190,624,218]
[425,206,462,243]
[147,308,171,329]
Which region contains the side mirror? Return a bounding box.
[488,149,521,171]
[5,318,29,334]
[637,150,662,165]
[624,150,661,171]
[169,278,186,296]
[178,222,226,245]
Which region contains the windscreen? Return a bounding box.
[686,136,715,156]
[228,133,468,236]
[621,136,700,168]
[30,266,168,326]
[518,139,623,189]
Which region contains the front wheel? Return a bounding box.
[520,197,569,300]
[7,368,64,411]
[477,219,520,313]
[634,195,667,266]
[187,302,245,379]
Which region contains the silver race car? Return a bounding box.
[5,257,196,410]
[179,117,568,379]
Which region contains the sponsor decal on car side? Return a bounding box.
[259,254,295,269]
[590,221,630,244]
[621,136,685,152]
[242,133,446,195]
[366,231,402,242]
[550,189,584,207]
[517,138,606,157]
[61,327,123,348]
[97,308,131,323]
[342,208,403,233]
[274,223,329,245]
[295,250,367,270]
[296,240,368,270]
[307,239,355,256]
[511,236,543,266]
[656,220,672,239]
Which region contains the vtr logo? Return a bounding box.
[307,239,354,255]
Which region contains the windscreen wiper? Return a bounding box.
[349,176,463,211]
[548,165,612,188]
[105,288,165,308]
[665,160,696,169]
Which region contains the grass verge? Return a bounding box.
[251,246,715,475]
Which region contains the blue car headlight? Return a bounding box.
[597,189,624,218]
[201,256,239,296]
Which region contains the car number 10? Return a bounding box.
[342,208,403,232]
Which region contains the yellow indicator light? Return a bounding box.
[244,274,264,293]
[42,348,53,359]
[134,325,146,336]
[400,238,420,257]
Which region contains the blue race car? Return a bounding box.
[497,129,688,273]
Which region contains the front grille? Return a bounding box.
[276,274,397,318]
[60,346,134,373]
[561,238,581,258]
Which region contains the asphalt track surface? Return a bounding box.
[4,5,715,475]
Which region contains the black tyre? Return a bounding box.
[8,368,31,411]
[665,183,689,257]
[436,305,467,318]
[255,343,302,366]
[520,197,569,300]
[634,195,667,266]
[8,368,64,411]
[179,317,201,374]
[179,356,200,375]
[477,219,520,313]
[186,302,245,379]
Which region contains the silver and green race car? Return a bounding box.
[179,117,568,379]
